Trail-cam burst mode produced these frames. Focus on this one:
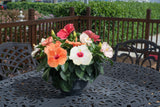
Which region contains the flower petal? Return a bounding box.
[57,29,69,40]
[64,24,75,34]
[101,42,113,58]
[41,36,53,46]
[69,45,92,65]
[44,42,67,67]
[83,30,101,42]
[80,33,92,45]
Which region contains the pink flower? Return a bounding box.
[64,24,75,34]
[41,36,53,46]
[83,30,101,42]
[101,42,113,58]
[57,24,75,40]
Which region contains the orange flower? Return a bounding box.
[65,39,86,47]
[41,36,53,46]
[44,42,67,67]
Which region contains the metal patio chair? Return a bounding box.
[0,42,37,80]
[112,39,160,71]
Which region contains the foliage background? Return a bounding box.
[6,1,160,19]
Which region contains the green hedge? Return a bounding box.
[7,1,160,19]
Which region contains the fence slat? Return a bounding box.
[9,27,12,42]
[107,21,110,43]
[112,21,115,46]
[126,21,129,41]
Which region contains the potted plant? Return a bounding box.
[32,23,113,95]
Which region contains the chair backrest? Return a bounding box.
[0,42,37,79]
[112,39,160,71]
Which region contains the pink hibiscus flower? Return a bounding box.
[57,24,75,40]
[83,30,101,42]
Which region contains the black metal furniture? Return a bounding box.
[112,39,160,71]
[0,42,37,80]
[0,62,159,107]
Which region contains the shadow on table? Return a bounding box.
[103,62,160,91]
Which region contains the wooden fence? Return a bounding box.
[0,7,160,50]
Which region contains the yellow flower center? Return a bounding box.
[106,48,109,51]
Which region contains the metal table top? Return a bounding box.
[0,62,159,107]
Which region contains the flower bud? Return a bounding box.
[51,30,55,36]
[73,31,76,37]
[98,42,102,47]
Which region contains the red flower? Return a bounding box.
[83,30,101,42]
[64,24,75,34]
[57,24,75,40]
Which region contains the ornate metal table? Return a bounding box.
[0,62,159,107]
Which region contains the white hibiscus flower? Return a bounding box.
[31,38,45,57]
[100,42,113,58]
[80,33,92,45]
[39,38,46,45]
[31,44,40,57]
[69,45,92,65]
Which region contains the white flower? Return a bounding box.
[39,38,46,45]
[101,42,113,58]
[31,44,40,57]
[80,33,92,45]
[31,38,46,57]
[69,45,92,65]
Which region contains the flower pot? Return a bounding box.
[60,79,88,96]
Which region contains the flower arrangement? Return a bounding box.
[32,24,113,92]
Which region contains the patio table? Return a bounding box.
[0,62,159,107]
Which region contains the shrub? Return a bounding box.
[6,1,160,19]
[0,9,43,23]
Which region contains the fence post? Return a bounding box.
[28,8,36,47]
[70,7,75,16]
[144,9,151,58]
[86,7,91,30]
[69,7,78,31]
[28,8,35,20]
[145,9,151,41]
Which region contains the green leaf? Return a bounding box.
[86,66,93,76]
[68,62,75,72]
[80,65,86,71]
[75,68,85,79]
[60,71,67,81]
[59,80,72,92]
[55,65,60,71]
[42,68,51,82]
[96,53,105,59]
[99,65,104,74]
[89,60,94,65]
[107,58,114,66]
[61,62,69,72]
[37,57,47,72]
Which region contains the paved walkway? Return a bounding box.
[149,34,160,46]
